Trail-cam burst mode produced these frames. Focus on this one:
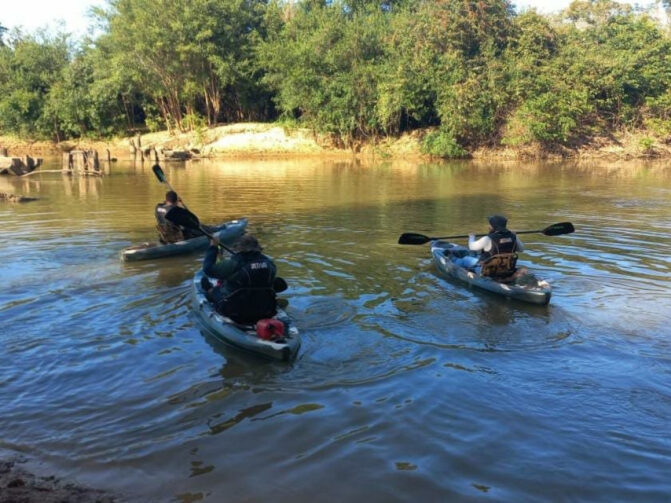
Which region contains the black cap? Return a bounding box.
[235,235,263,252]
[488,215,508,230]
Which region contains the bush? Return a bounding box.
[643,90,671,138]
[421,130,468,158]
[639,136,655,152]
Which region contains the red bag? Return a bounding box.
[256,319,285,340]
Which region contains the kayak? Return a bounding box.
[121,218,247,262]
[191,271,301,361]
[431,241,552,305]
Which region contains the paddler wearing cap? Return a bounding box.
[201,234,278,323]
[454,215,524,275]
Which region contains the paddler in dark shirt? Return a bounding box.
[155,190,201,243]
[200,235,278,324]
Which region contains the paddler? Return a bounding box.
[200,235,278,324]
[155,190,201,243]
[456,215,524,277]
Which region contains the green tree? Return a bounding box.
[44,46,137,138]
[260,1,391,145]
[93,0,270,131]
[0,30,70,138]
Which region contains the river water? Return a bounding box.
[1,158,669,502]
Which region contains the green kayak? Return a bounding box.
[121,218,247,262]
[431,240,552,305]
[191,271,301,361]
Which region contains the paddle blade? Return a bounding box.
[273,277,288,293]
[152,164,167,183]
[165,206,201,230]
[398,233,431,245]
[542,222,575,236]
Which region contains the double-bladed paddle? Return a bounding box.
[151,164,288,293]
[398,221,575,245]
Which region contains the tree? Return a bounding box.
[259,1,391,145]
[92,0,271,131]
[0,30,70,139]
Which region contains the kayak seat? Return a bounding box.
[480,253,518,280]
[217,287,277,325]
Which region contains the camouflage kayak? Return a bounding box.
[431,240,552,305]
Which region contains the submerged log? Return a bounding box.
[0,192,38,203]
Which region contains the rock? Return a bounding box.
[0,156,42,176]
[155,148,193,161]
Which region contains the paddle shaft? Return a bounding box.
[433,228,546,240]
[398,222,574,245]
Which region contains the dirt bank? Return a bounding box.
[0,456,120,503]
[1,123,669,160]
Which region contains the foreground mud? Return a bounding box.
[0,458,119,503]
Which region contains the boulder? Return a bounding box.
[0,156,42,176]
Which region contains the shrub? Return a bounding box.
[421,130,468,158]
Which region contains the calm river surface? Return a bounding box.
[1,158,670,502]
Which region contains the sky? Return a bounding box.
[0,0,663,39]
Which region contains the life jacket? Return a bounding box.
[155,204,184,243]
[155,203,203,242]
[218,252,278,324]
[480,230,519,278]
[482,230,519,259]
[155,203,172,226]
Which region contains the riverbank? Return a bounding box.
[1,123,669,160]
[0,456,119,503]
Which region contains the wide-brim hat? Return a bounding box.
[235,235,263,252]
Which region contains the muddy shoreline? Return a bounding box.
[1,123,669,161]
[0,456,121,503]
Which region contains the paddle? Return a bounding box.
[398,221,575,245]
[152,164,185,207]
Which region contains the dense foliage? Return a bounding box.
[1,0,670,156]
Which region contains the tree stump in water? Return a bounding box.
[67,150,102,176]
